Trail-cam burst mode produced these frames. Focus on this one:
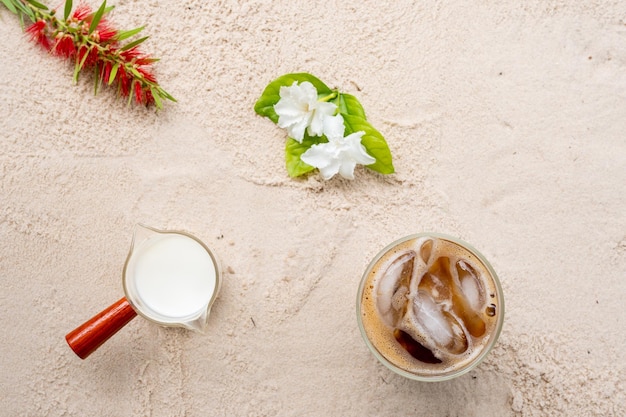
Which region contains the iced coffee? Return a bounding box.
[357,233,504,381]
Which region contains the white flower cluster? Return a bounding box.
[274,81,375,180]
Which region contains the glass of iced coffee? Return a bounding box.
[357,233,504,381]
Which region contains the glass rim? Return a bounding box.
[356,232,505,382]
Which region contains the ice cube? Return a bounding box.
[408,291,468,355]
[418,273,451,302]
[451,260,487,337]
[376,251,415,326]
[412,290,454,348]
[450,291,486,338]
[391,285,409,311]
[456,260,484,311]
[419,239,433,264]
[427,256,454,288]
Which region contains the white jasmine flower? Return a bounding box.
[301,114,376,180]
[274,81,337,142]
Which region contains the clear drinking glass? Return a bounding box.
[357,233,504,381]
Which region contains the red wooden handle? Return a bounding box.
[65,297,137,359]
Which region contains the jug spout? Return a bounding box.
[130,224,163,252]
[183,307,212,332]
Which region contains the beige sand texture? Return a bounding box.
[1,0,625,415]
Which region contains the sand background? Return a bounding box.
[1,1,625,416]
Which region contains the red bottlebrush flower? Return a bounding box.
[103,61,112,84]
[145,89,155,105]
[15,1,174,107]
[26,20,51,50]
[120,46,141,61]
[96,25,118,43]
[88,18,117,42]
[26,19,45,34]
[77,45,99,67]
[133,81,143,104]
[53,35,76,58]
[87,47,99,66]
[137,67,156,83]
[117,69,130,97]
[72,3,92,21]
[135,57,154,66]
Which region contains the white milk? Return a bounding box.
[130,233,217,320]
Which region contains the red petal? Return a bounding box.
[77,46,98,67]
[26,21,51,50]
[120,47,141,61]
[134,57,153,66]
[72,4,92,21]
[103,62,112,83]
[53,36,75,58]
[118,69,130,97]
[134,82,143,104]
[137,67,157,83]
[25,20,45,35]
[145,89,155,105]
[98,27,117,43]
[87,48,99,66]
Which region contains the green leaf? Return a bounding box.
[88,0,106,34]
[254,73,333,123]
[1,0,18,14]
[159,89,177,102]
[13,0,34,20]
[115,26,144,41]
[342,114,394,174]
[63,0,72,20]
[119,36,148,52]
[108,62,119,85]
[127,80,135,106]
[129,67,142,79]
[73,48,90,82]
[151,87,162,109]
[26,0,48,9]
[335,93,366,119]
[285,133,326,178]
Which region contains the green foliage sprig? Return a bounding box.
[1,0,175,107]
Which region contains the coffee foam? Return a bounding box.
[359,235,501,377]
